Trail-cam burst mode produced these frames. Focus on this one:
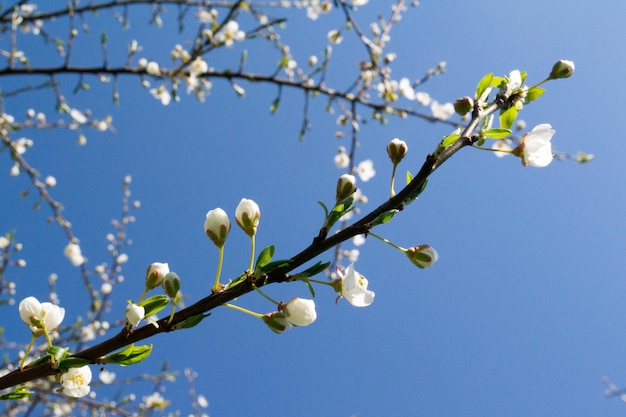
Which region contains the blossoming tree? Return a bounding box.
[0,0,595,415]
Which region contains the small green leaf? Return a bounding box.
[499,106,518,130]
[524,86,545,103]
[406,171,413,185]
[490,76,506,88]
[297,261,331,279]
[317,201,329,217]
[100,32,107,44]
[259,259,292,274]
[58,357,90,374]
[255,245,274,269]
[0,386,33,400]
[47,345,68,363]
[139,295,170,317]
[172,313,210,330]
[366,209,398,228]
[103,344,153,366]
[482,128,512,139]
[305,280,316,298]
[441,133,460,148]
[475,73,493,99]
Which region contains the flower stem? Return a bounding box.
[252,284,279,305]
[18,335,36,370]
[223,303,263,319]
[389,163,398,197]
[472,144,515,154]
[368,231,406,252]
[167,301,176,325]
[213,245,224,290]
[248,235,255,273]
[137,288,148,304]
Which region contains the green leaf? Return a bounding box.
[490,76,506,88]
[434,133,460,158]
[138,295,170,317]
[297,261,331,279]
[259,259,292,274]
[482,128,512,139]
[317,201,329,217]
[366,209,398,228]
[406,171,413,185]
[305,280,316,298]
[0,387,33,401]
[524,86,545,103]
[475,73,493,99]
[172,313,210,330]
[403,178,428,206]
[58,357,90,374]
[103,344,153,366]
[499,106,518,130]
[255,245,274,269]
[47,345,68,363]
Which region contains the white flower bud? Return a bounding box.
[284,298,317,326]
[235,198,260,237]
[204,208,231,247]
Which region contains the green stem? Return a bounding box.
[223,303,263,319]
[368,231,406,252]
[248,235,255,273]
[213,245,224,290]
[472,144,515,154]
[167,301,176,325]
[252,284,279,305]
[389,163,398,197]
[307,278,334,286]
[18,335,36,370]
[137,288,148,304]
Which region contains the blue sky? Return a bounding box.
[1,1,625,416]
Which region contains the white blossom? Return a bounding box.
[19,296,65,336]
[356,159,376,182]
[337,263,374,307]
[516,123,555,167]
[60,366,92,397]
[430,101,455,120]
[214,21,245,47]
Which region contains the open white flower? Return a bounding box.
[515,123,555,167]
[430,101,455,120]
[60,365,92,398]
[214,21,245,47]
[336,263,375,307]
[284,298,317,326]
[19,296,65,336]
[356,159,375,182]
[64,242,86,266]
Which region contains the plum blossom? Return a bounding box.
[60,365,92,397]
[145,262,170,289]
[415,91,432,106]
[19,296,65,336]
[214,21,245,47]
[64,242,85,266]
[336,263,375,307]
[284,298,317,326]
[398,78,415,100]
[356,159,375,182]
[514,123,555,167]
[430,101,455,120]
[150,85,171,106]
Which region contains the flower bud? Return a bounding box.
[204,208,231,247]
[125,302,145,327]
[284,298,317,326]
[336,174,356,202]
[548,60,575,80]
[235,198,260,237]
[405,245,439,269]
[162,272,181,298]
[386,138,408,165]
[262,312,292,334]
[145,262,169,290]
[453,96,474,117]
